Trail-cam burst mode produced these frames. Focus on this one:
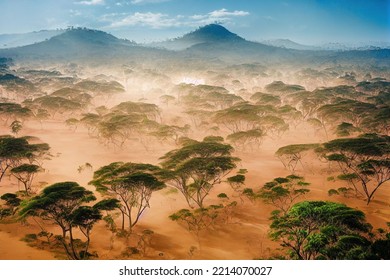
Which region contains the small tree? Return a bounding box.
[19,181,116,259]
[11,164,42,195]
[1,193,21,215]
[275,143,319,172]
[10,120,22,136]
[0,136,31,181]
[159,95,176,106]
[258,175,310,213]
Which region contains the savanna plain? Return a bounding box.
[0,25,389,260]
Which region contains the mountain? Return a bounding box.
[261,39,319,51]
[0,28,149,61]
[0,25,388,66]
[0,30,65,49]
[150,24,245,50]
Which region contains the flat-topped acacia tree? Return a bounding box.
[0,136,50,182]
[275,143,320,172]
[19,182,118,259]
[90,162,165,231]
[160,136,239,208]
[319,133,390,204]
[10,164,42,195]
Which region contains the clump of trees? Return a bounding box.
[269,201,390,260]
[19,181,119,259]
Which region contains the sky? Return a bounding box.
[0,0,389,45]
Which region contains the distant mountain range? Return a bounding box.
[0,24,388,65]
[1,24,388,51]
[0,30,65,49]
[261,39,390,51]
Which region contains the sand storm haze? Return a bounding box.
[0,21,389,260]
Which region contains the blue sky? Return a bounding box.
[0,0,389,44]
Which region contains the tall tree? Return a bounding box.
[90,162,165,231]
[19,181,117,259]
[320,133,390,204]
[160,136,239,208]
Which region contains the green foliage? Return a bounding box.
[320,134,390,204]
[217,193,228,199]
[328,189,339,196]
[255,175,310,213]
[10,120,22,135]
[0,103,33,123]
[160,137,239,208]
[0,136,50,183]
[335,122,360,137]
[269,201,372,260]
[90,162,165,230]
[275,143,319,172]
[169,207,219,233]
[227,129,265,150]
[18,181,103,259]
[227,174,245,190]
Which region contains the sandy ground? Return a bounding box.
[0,118,389,260]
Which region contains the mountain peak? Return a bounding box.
[49,27,123,45]
[183,24,244,42]
[150,24,245,50]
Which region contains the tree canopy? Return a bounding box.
[90,162,165,231]
[19,182,117,259]
[160,136,239,208]
[320,133,390,204]
[269,201,372,260]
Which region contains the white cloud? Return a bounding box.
[109,12,180,29]
[76,0,105,5]
[105,8,249,29]
[130,0,170,4]
[209,9,249,18]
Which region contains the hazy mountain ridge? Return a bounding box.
[261,39,320,51]
[0,30,65,49]
[0,24,388,66]
[150,24,245,50]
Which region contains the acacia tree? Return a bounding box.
[10,164,42,195]
[10,120,22,136]
[160,137,239,208]
[159,95,176,106]
[320,134,390,204]
[0,103,33,125]
[90,162,165,231]
[226,129,265,151]
[269,201,372,260]
[275,144,319,172]
[0,136,50,182]
[258,175,310,213]
[0,193,21,216]
[18,182,118,259]
[0,136,34,182]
